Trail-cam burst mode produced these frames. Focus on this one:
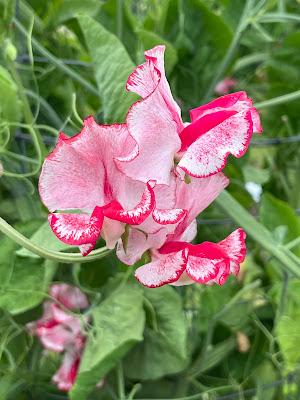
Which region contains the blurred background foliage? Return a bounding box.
[0,0,300,399]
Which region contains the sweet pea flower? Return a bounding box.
[135,228,246,288]
[39,117,188,256]
[52,349,81,392]
[215,77,237,95]
[39,116,228,263]
[27,284,88,391]
[116,46,262,184]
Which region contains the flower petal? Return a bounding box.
[178,110,254,178]
[39,117,130,212]
[190,91,262,133]
[152,208,186,225]
[186,255,225,284]
[116,46,183,185]
[50,284,89,310]
[135,250,187,288]
[48,206,103,246]
[179,110,237,151]
[168,173,229,241]
[52,350,80,392]
[102,181,155,225]
[218,228,247,264]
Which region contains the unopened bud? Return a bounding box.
[237,331,250,353]
[5,40,17,61]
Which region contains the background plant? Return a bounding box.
[0,0,300,399]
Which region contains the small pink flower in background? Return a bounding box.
[135,229,246,288]
[214,77,237,95]
[27,284,90,392]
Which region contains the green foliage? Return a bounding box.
[70,281,145,399]
[78,15,137,123]
[0,221,56,314]
[0,0,299,398]
[124,286,188,380]
[0,65,21,123]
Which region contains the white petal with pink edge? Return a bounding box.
[103,181,155,225]
[48,207,103,246]
[186,255,224,284]
[152,208,186,225]
[218,228,247,263]
[135,250,187,288]
[178,110,253,178]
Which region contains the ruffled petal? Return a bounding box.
[37,323,77,353]
[103,181,155,225]
[152,208,186,225]
[116,46,183,185]
[186,255,226,284]
[39,117,130,212]
[50,284,89,310]
[190,91,262,133]
[179,110,237,151]
[52,350,80,392]
[168,173,229,241]
[135,250,187,288]
[218,228,247,264]
[178,110,254,178]
[48,206,103,246]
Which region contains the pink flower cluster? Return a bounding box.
[39,46,262,288]
[27,284,90,391]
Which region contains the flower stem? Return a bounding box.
[7,59,47,158]
[255,89,300,109]
[0,217,111,263]
[117,362,126,400]
[13,18,99,97]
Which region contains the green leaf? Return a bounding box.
[196,337,236,374]
[0,221,56,314]
[70,282,145,400]
[44,0,104,26]
[242,165,270,185]
[273,281,300,371]
[124,286,188,380]
[137,29,178,74]
[16,221,69,258]
[260,193,300,256]
[0,65,22,123]
[78,15,138,123]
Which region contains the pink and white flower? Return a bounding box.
[135,228,246,288]
[39,117,188,257]
[117,46,262,183]
[27,284,88,392]
[215,77,237,95]
[38,45,261,278]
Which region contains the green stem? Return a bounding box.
[7,60,47,158]
[255,89,300,109]
[286,236,300,250]
[117,362,126,400]
[216,191,300,277]
[127,383,142,400]
[13,18,99,97]
[202,0,254,102]
[0,216,111,263]
[259,12,300,23]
